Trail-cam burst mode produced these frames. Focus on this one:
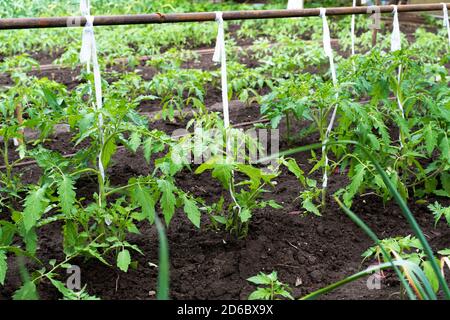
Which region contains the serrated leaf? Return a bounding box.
[157,180,176,225]
[182,196,201,228]
[195,157,233,189]
[278,290,294,300]
[212,215,227,225]
[302,198,321,216]
[284,158,305,185]
[63,221,78,256]
[0,222,16,246]
[101,138,117,170]
[367,133,381,151]
[13,281,38,300]
[127,223,140,234]
[240,208,252,223]
[143,137,166,164]
[143,137,153,164]
[195,162,214,174]
[440,173,450,197]
[128,131,141,153]
[424,124,437,156]
[117,249,131,273]
[425,176,438,194]
[247,273,272,285]
[423,261,439,293]
[438,249,450,256]
[131,184,155,223]
[24,229,38,255]
[23,186,48,232]
[309,156,325,175]
[236,164,264,190]
[439,135,450,164]
[267,200,283,209]
[86,248,110,266]
[49,278,73,298]
[433,189,450,197]
[343,164,366,207]
[248,288,271,300]
[49,279,99,300]
[58,175,76,216]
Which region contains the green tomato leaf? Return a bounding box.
[248,288,271,300]
[438,249,450,256]
[157,180,176,225]
[101,138,117,170]
[439,135,450,164]
[424,124,437,156]
[23,186,48,232]
[343,163,366,207]
[117,249,131,273]
[247,273,272,285]
[240,208,252,223]
[182,196,201,228]
[284,158,305,185]
[131,184,155,224]
[302,198,321,216]
[13,281,38,300]
[58,175,76,216]
[23,229,38,255]
[128,131,141,153]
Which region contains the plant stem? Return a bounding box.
[3,140,12,188]
[15,104,24,146]
[319,124,327,209]
[32,254,74,284]
[270,280,274,300]
[285,112,291,144]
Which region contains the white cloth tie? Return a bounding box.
[391,5,401,52]
[213,12,230,129]
[80,0,105,181]
[320,8,339,190]
[442,3,450,46]
[287,0,303,10]
[351,0,356,56]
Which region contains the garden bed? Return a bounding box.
[1,99,449,300]
[1,1,450,302]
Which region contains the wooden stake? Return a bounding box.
[372,0,381,48]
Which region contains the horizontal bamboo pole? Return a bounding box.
[0,4,448,30]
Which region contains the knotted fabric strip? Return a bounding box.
[80,0,105,181]
[442,3,450,46]
[391,5,405,147]
[351,0,356,56]
[320,8,339,190]
[287,0,303,10]
[213,12,230,129]
[391,5,401,52]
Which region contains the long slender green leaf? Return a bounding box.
[155,216,169,300]
[23,186,48,232]
[58,175,76,216]
[301,261,433,300]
